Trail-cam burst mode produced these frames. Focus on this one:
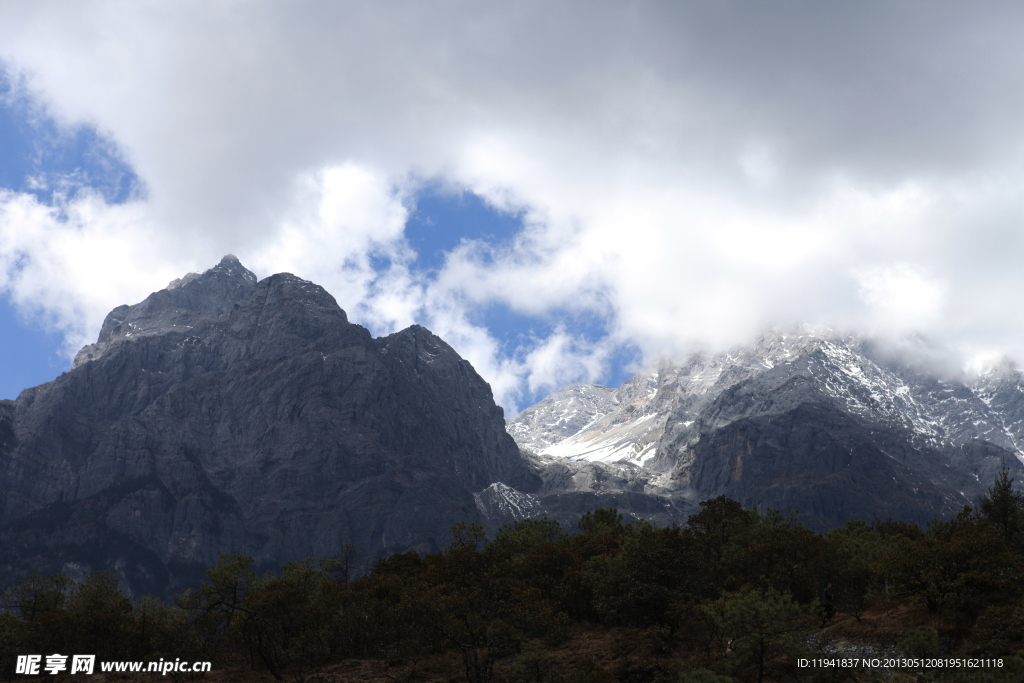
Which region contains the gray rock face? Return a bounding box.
[71,255,258,369]
[524,452,695,530]
[0,256,538,596]
[509,330,1024,532]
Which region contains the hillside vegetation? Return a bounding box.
[4,471,1024,682]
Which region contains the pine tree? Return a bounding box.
[980,466,1024,546]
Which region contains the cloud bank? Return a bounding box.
[3,1,1024,411]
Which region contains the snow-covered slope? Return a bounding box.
[508,330,1024,470]
[505,329,1024,530]
[507,331,838,465]
[506,383,620,454]
[508,370,669,465]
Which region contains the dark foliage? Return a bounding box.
[5,476,1024,682]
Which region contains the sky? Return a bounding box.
[3,2,1024,411]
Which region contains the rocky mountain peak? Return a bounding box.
[509,329,1024,530]
[73,255,258,368]
[2,256,538,596]
[166,254,255,292]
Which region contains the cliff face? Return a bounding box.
[0,256,538,596]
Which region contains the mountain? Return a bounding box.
[508,331,1024,531]
[5,257,1023,597]
[0,256,539,596]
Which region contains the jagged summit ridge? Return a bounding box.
[166,254,253,290]
[73,255,260,368]
[510,331,1024,467]
[508,330,848,466]
[508,329,1024,530]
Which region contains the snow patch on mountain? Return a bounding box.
[508,329,1024,468]
[474,482,543,522]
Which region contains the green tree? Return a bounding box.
[5,574,73,656]
[980,466,1024,548]
[64,572,134,660]
[688,496,757,576]
[178,554,283,679]
[878,509,1014,616]
[246,558,348,676]
[725,509,827,601]
[341,559,435,665]
[5,574,69,622]
[826,519,893,620]
[578,508,623,536]
[0,611,25,682]
[583,524,702,628]
[418,532,567,683]
[133,596,197,663]
[449,521,488,551]
[487,518,563,561]
[705,588,812,683]
[319,542,359,582]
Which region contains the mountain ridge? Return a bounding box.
[5,257,1024,596]
[507,329,1024,530]
[0,256,538,596]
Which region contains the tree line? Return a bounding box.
[4,471,1024,682]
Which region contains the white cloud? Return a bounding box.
[4,2,1024,410]
[854,264,948,332]
[522,330,611,396]
[243,164,413,325]
[0,190,193,356]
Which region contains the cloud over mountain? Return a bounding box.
[3,1,1024,410]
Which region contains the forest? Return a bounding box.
[3,471,1024,683]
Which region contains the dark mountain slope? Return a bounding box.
[0,256,538,596]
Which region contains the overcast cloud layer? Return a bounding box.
[3,1,1024,411]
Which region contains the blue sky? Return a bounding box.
[4,3,1024,410]
[0,73,138,399]
[0,298,64,399]
[0,73,637,403]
